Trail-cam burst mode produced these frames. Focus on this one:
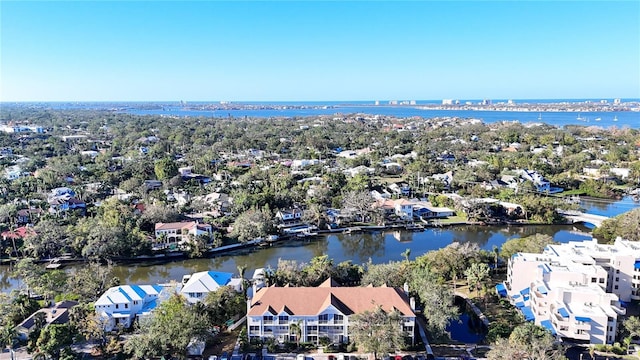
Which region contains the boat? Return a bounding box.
[576,114,584,121]
[538,113,542,121]
[613,116,618,122]
[45,258,63,270]
[594,117,601,121]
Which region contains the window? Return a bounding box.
[616,269,620,274]
[615,277,619,282]
[278,315,289,323]
[263,315,274,322]
[307,326,318,332]
[591,277,597,283]
[249,326,260,332]
[599,278,605,283]
[319,314,329,323]
[334,314,344,323]
[615,285,619,290]
[115,304,119,309]
[125,303,129,309]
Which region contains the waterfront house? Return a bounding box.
[275,208,305,227]
[154,221,213,249]
[393,199,414,219]
[518,169,563,193]
[95,285,166,331]
[413,203,455,219]
[247,278,416,345]
[15,301,78,341]
[180,271,242,303]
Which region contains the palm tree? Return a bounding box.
[289,320,302,348]
[464,262,491,300]
[237,264,247,293]
[401,248,411,262]
[0,323,17,350]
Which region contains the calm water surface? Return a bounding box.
[1,197,638,293]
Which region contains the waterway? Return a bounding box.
[1,197,638,293]
[126,106,640,130]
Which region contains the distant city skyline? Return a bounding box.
[1,1,639,102]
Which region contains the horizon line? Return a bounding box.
[2,97,640,104]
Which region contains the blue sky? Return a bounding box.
[1,1,639,101]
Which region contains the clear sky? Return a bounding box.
[1,1,639,102]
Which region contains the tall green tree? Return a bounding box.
[125,294,211,360]
[231,208,273,243]
[486,322,566,360]
[409,266,458,336]
[464,262,491,299]
[349,305,405,360]
[500,234,555,260]
[154,157,178,181]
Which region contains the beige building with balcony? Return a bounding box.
[247,278,416,345]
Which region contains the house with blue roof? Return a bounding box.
[95,284,165,331]
[180,271,242,303]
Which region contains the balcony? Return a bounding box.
[610,304,627,315]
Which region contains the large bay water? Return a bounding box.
[126,106,640,129]
[1,197,638,293]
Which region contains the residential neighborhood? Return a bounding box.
[0,106,639,360]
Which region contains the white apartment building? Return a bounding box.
[505,237,638,344]
[180,271,242,303]
[247,278,416,345]
[95,284,166,331]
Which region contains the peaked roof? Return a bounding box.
[95,284,162,306]
[249,281,414,317]
[181,271,233,294]
[155,221,197,231]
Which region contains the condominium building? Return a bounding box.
[247,279,416,345]
[505,237,637,344]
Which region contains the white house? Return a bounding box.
[180,271,242,303]
[247,278,416,345]
[94,284,166,331]
[393,199,414,219]
[275,208,304,225]
[154,221,213,248]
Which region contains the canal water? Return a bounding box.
[1,197,638,293]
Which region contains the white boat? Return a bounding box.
[613,116,618,122]
[576,114,584,121]
[594,117,601,121]
[538,113,542,121]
